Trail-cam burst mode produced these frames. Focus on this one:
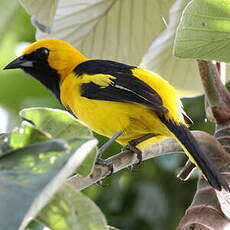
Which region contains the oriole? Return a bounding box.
[4,39,228,191]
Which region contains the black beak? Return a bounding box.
[3,56,33,70]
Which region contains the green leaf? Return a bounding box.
[174,0,230,62]
[38,184,109,230]
[9,121,51,149]
[20,107,92,140]
[2,138,68,159]
[20,0,175,66]
[25,220,46,230]
[0,135,97,230]
[20,107,98,176]
[140,0,207,94]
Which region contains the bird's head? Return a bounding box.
[4,39,88,98]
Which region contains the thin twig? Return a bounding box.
[177,160,196,181]
[67,136,180,190]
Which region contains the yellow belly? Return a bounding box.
[60,73,171,145]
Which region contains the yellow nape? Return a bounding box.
[23,38,89,78]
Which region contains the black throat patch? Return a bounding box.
[22,50,61,100]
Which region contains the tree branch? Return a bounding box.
[67,131,229,191]
[197,60,230,123]
[67,135,180,190]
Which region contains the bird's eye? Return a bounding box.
[36,47,49,60]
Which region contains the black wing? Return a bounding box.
[74,60,168,114]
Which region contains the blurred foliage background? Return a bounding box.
[0,2,219,230]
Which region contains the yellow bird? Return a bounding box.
[4,39,228,191]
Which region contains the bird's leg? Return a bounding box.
[123,133,159,164]
[98,131,123,158]
[96,131,123,175]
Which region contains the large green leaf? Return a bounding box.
[20,0,230,93]
[0,115,98,230]
[20,107,92,140]
[38,184,109,230]
[140,0,204,93]
[20,107,97,176]
[19,0,174,66]
[0,139,67,230]
[0,120,52,158]
[9,121,50,149]
[174,0,230,62]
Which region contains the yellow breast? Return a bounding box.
[60,73,131,138]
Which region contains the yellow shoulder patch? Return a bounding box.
[79,74,116,88]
